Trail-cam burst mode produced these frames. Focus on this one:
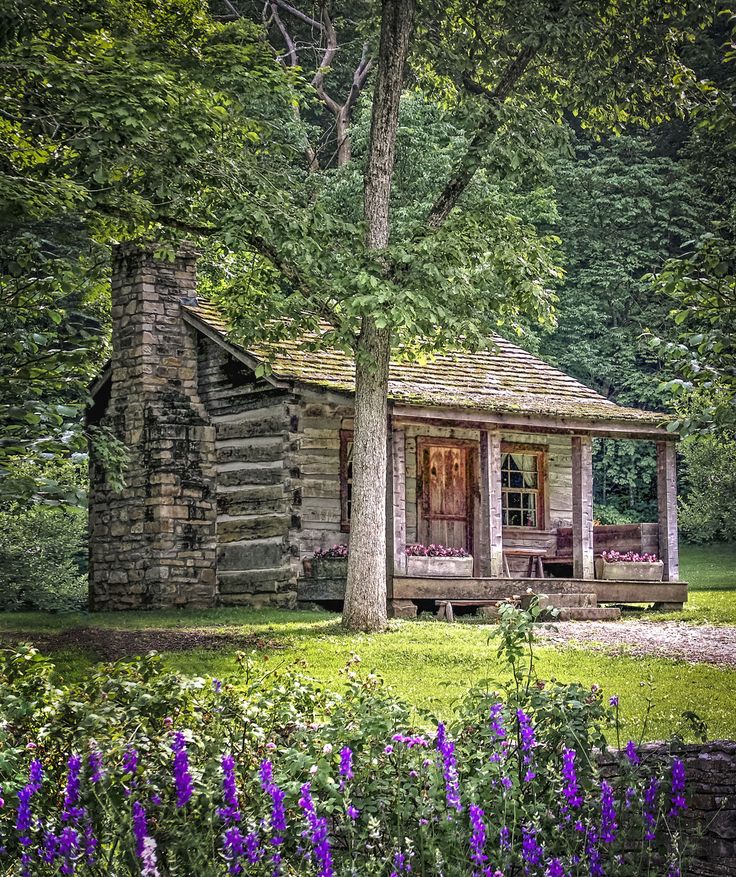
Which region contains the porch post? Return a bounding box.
[479,430,504,577]
[571,435,594,580]
[656,440,679,582]
[392,425,408,575]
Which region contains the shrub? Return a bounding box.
[0,505,87,612]
[679,434,736,544]
[0,604,689,876]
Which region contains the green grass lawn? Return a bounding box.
[1,606,735,742]
[639,541,736,625]
[1,543,735,742]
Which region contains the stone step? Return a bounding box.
[555,607,621,622]
[522,592,598,610]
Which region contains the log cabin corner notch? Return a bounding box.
[87,245,684,612]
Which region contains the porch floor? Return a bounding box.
[297,574,688,607]
[391,576,688,606]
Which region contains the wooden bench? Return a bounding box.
[502,547,547,578]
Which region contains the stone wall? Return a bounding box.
[88,245,217,610]
[601,741,736,877]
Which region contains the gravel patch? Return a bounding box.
[536,620,736,667]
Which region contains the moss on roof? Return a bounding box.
[185,300,670,427]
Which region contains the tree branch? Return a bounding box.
[425,44,537,230]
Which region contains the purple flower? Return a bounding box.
[390,850,412,876]
[222,827,246,875]
[644,776,659,841]
[218,754,241,825]
[546,858,566,877]
[669,758,686,817]
[609,695,619,708]
[16,759,43,875]
[298,783,332,877]
[600,780,617,844]
[436,723,462,812]
[171,732,193,808]
[561,747,583,810]
[522,825,543,872]
[260,759,287,836]
[468,804,488,875]
[499,825,511,850]
[490,703,506,740]
[392,733,429,748]
[347,805,360,820]
[339,747,353,783]
[63,755,83,819]
[132,801,148,857]
[213,678,222,693]
[88,751,104,784]
[517,710,536,759]
[586,826,604,877]
[625,741,640,766]
[384,745,394,755]
[122,748,138,776]
[57,826,81,875]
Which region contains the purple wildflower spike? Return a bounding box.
[88,751,104,784]
[469,804,488,875]
[561,747,583,810]
[298,782,333,877]
[669,759,686,817]
[625,741,640,766]
[171,732,193,808]
[521,825,543,873]
[643,776,659,841]
[436,723,462,812]
[600,780,617,843]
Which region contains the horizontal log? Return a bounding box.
[392,576,688,603]
[217,515,290,542]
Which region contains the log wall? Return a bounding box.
[288,395,355,574]
[197,337,296,607]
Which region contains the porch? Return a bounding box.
[385,409,685,615]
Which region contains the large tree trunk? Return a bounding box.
[342,0,414,632]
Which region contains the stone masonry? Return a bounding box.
[88,244,217,610]
[601,741,736,877]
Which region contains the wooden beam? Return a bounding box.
[391,404,674,440]
[478,430,504,576]
[392,425,407,575]
[657,441,679,582]
[391,576,688,604]
[571,435,594,579]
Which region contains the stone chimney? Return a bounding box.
[88,244,217,610]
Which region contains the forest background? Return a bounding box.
[1,0,734,611]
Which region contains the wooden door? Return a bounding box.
[418,441,473,551]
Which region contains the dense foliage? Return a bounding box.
[0,505,87,612]
[679,435,736,543]
[0,605,690,875]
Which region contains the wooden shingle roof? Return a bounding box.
[184,300,669,428]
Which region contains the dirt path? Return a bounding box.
[536,620,736,668]
[1,627,284,661]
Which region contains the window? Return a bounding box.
[501,447,544,528]
[339,429,354,531]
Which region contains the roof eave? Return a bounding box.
[391,403,677,440]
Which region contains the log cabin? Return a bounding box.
[86,245,687,615]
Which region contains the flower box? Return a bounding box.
[406,555,474,577]
[310,557,349,579]
[595,557,664,582]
